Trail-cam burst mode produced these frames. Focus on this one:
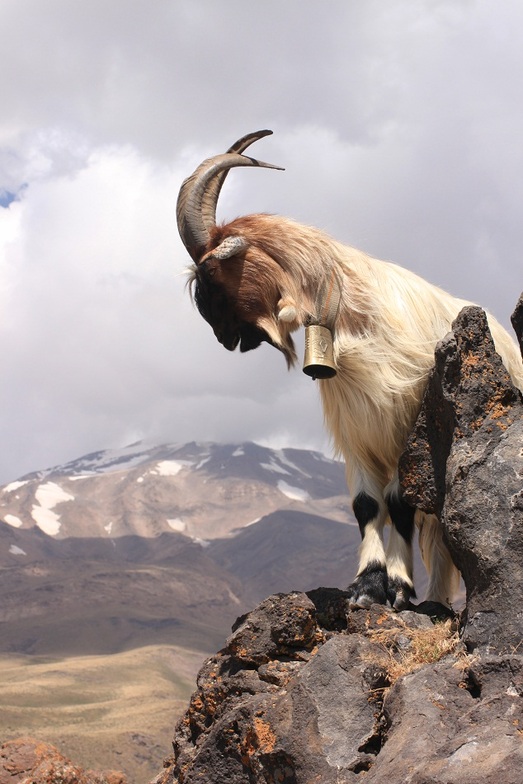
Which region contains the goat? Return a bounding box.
[176,130,523,610]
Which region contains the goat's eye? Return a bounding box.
[200,258,217,278]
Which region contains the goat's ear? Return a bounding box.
[211,236,249,260]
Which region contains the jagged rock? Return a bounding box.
[0,738,127,784]
[399,304,523,653]
[153,590,523,783]
[159,591,384,782]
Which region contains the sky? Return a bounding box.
[0,0,522,483]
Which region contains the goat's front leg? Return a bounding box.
[385,488,416,610]
[348,490,389,607]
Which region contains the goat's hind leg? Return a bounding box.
[348,490,389,607]
[418,512,460,609]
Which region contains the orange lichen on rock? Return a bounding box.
[253,717,277,754]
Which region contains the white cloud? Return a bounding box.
[0,0,522,482]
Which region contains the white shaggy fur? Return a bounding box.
[196,212,523,607]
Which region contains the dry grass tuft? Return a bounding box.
[362,618,462,686]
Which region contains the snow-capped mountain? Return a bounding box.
[0,441,352,543]
[0,442,362,657]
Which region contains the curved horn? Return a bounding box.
[200,130,274,231]
[177,136,283,261]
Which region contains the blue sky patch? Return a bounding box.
[0,190,17,208]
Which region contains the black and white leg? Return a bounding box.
[385,483,416,610]
[347,484,388,607]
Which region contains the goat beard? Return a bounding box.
[237,322,272,352]
[230,321,296,367]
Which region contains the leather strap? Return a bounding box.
[313,266,342,329]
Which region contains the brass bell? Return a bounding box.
[303,325,337,380]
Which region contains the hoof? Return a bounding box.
[347,564,388,608]
[387,577,416,611]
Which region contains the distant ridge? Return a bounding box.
[1,441,349,541]
[0,441,363,657]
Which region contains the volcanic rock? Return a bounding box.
[0,738,127,784]
[400,303,523,653]
[152,590,523,783]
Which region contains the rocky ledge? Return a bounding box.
[153,296,523,783]
[153,591,523,783]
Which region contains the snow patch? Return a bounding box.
[232,447,245,457]
[35,482,75,508]
[277,481,310,502]
[136,476,144,483]
[167,518,186,532]
[9,545,26,556]
[31,507,62,536]
[104,522,113,535]
[2,480,28,494]
[154,460,184,477]
[97,452,149,473]
[261,461,291,476]
[65,443,153,476]
[4,514,23,528]
[276,451,308,475]
[32,482,74,536]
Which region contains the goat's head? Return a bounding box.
[177,131,305,368]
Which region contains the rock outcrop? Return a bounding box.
[0,738,127,784]
[399,304,523,654]
[153,297,523,784]
[152,591,523,783]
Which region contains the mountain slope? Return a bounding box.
[208,510,358,604]
[0,644,199,782]
[0,441,351,543]
[0,441,429,780]
[0,441,361,656]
